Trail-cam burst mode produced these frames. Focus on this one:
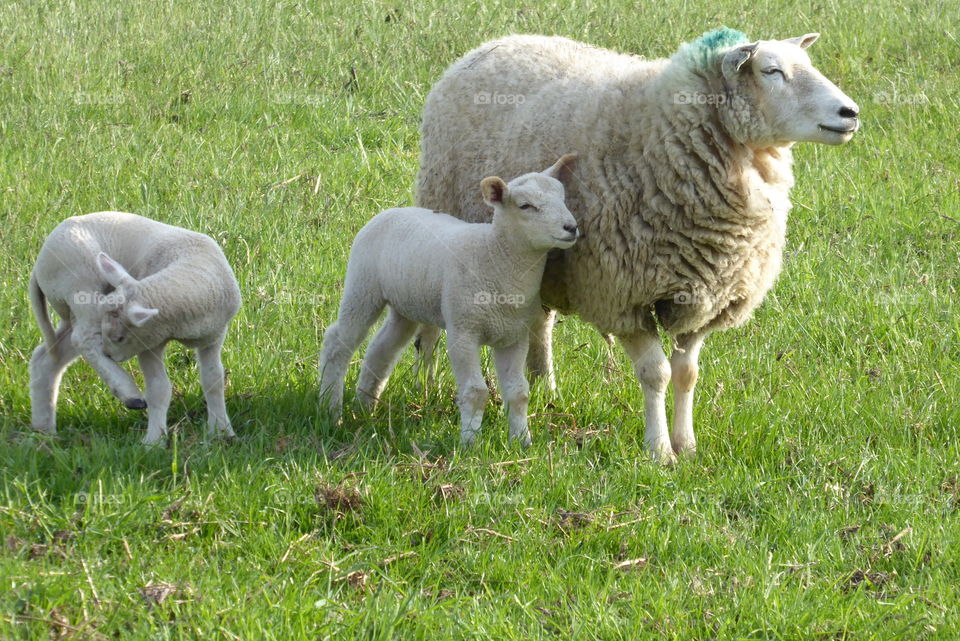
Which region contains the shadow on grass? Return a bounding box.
[0,378,474,506]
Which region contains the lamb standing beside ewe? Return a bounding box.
[29,212,241,445]
[416,28,860,463]
[319,155,579,446]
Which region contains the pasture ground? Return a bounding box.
[1,1,958,638]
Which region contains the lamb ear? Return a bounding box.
[481,176,507,207]
[126,302,159,327]
[722,42,760,78]
[785,33,819,49]
[543,153,578,184]
[96,252,136,288]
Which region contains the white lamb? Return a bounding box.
[416,28,860,463]
[29,211,242,445]
[319,155,579,446]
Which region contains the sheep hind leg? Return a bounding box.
[670,332,706,457]
[29,322,79,435]
[446,331,487,448]
[619,332,676,465]
[526,307,556,392]
[357,308,418,410]
[412,324,442,391]
[493,340,531,447]
[196,337,235,441]
[138,347,173,446]
[318,295,385,420]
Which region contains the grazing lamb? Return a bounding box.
[319,155,579,447]
[416,28,860,463]
[29,212,242,445]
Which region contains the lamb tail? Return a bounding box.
[30,274,58,358]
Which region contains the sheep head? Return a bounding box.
[96,252,159,361]
[716,33,860,147]
[482,154,580,251]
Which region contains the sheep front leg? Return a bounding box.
[493,340,532,447]
[446,332,488,447]
[526,307,556,392]
[619,332,676,465]
[196,338,235,440]
[72,325,145,409]
[29,324,79,434]
[138,347,172,446]
[670,332,706,456]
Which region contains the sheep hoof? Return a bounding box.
[124,397,148,410]
[141,434,165,447]
[650,447,678,466]
[509,431,532,448]
[672,441,697,458]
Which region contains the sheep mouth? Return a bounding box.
[819,124,857,135]
[553,234,578,244]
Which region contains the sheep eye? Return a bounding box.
[519,203,535,210]
[115,336,125,343]
[762,68,784,77]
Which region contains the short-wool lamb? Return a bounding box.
[319,155,579,446]
[30,211,241,445]
[416,28,859,462]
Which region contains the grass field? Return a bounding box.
[1,0,958,638]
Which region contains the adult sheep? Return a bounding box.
[415,28,859,463]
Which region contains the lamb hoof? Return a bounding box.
[650,446,678,466]
[509,432,532,448]
[124,398,148,410]
[672,441,697,458]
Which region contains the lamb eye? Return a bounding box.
[519,203,535,210]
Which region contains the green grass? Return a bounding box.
[1,0,958,638]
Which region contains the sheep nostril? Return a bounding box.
[839,105,859,119]
[563,224,578,235]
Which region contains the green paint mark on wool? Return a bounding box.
[680,27,749,70]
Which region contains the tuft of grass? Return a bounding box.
[1,0,958,639]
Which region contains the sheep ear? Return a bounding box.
[126,302,159,327]
[481,176,507,207]
[722,42,760,78]
[96,252,135,288]
[784,33,819,49]
[543,153,578,184]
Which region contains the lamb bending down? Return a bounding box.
[416,28,860,462]
[29,212,242,445]
[319,155,579,446]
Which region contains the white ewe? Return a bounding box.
[319,155,578,446]
[29,212,241,445]
[416,28,860,463]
